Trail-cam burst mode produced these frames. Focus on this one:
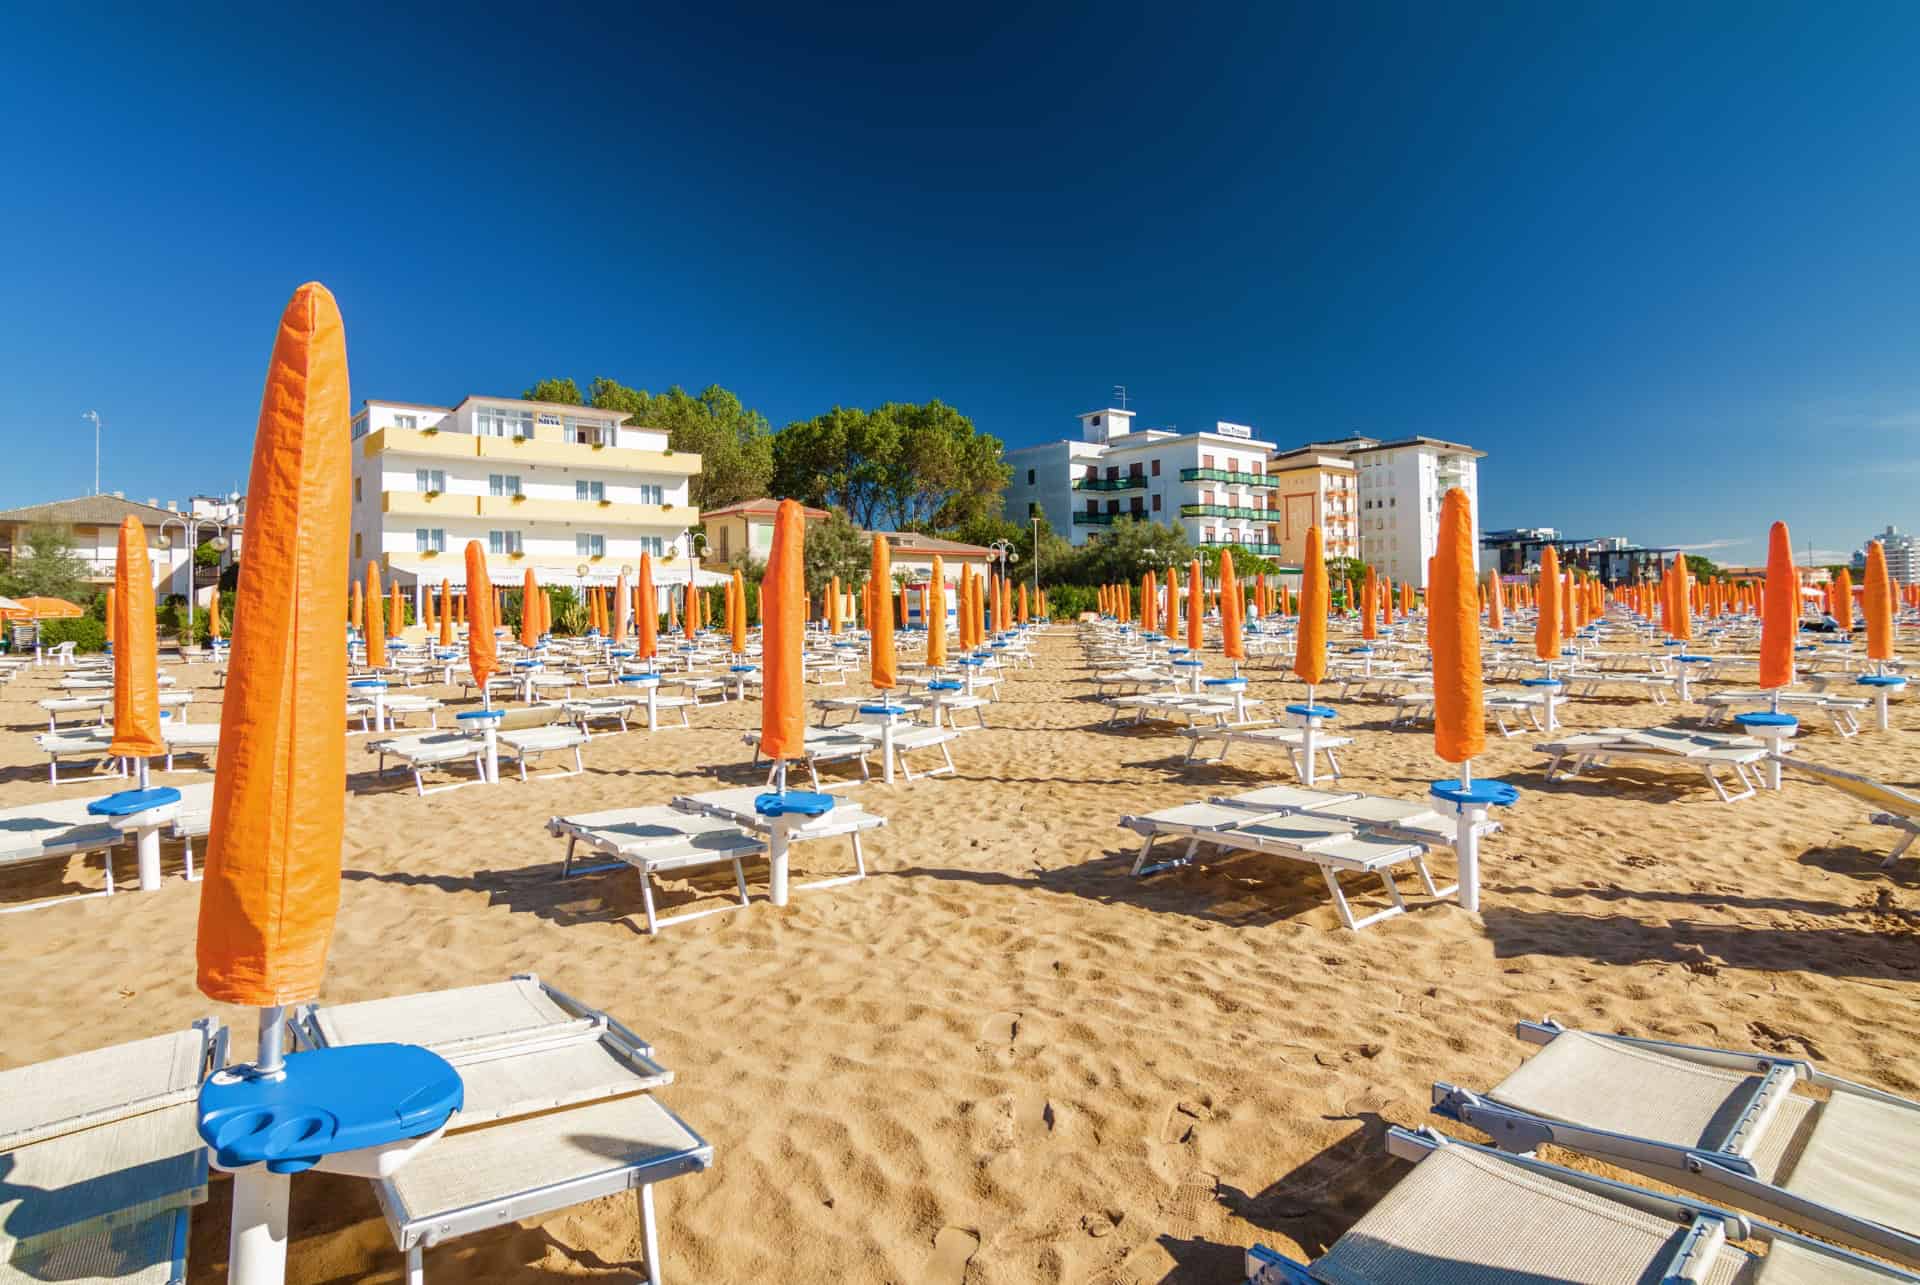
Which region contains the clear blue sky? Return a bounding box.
[4,3,1915,565]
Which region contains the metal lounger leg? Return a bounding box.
[1131,833,1159,877]
[1413,853,1458,901]
[1321,866,1359,930]
[405,1244,424,1285]
[1884,825,1920,867]
[640,1183,662,1285]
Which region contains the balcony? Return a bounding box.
[476,434,700,473]
[1180,503,1273,521]
[475,496,695,527]
[1197,540,1292,560]
[1071,511,1118,526]
[362,427,478,461]
[382,491,475,518]
[1073,475,1148,492]
[1180,468,1277,488]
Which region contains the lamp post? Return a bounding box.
[83,411,101,494]
[158,518,230,606]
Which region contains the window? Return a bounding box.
[1202,455,1214,469]
[1129,497,1144,514]
[351,413,368,441]
[353,532,362,558]
[394,414,419,430]
[576,480,607,503]
[1105,500,1119,514]
[1086,499,1099,514]
[415,528,446,554]
[1151,494,1161,512]
[564,416,608,445]
[1151,459,1161,476]
[476,406,534,438]
[415,469,446,494]
[488,473,522,497]
[576,533,606,558]
[1252,460,1263,475]
[638,535,665,556]
[1106,466,1118,481]
[1204,527,1216,541]
[1027,469,1035,485]
[1202,490,1214,504]
[353,477,362,501]
[489,530,523,555]
[634,483,663,504]
[1129,461,1143,477]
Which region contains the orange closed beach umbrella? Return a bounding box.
[197,280,352,1014]
[1186,559,1202,652]
[612,571,629,645]
[365,562,386,668]
[1865,541,1894,665]
[105,586,117,649]
[637,553,657,664]
[1759,522,1796,699]
[422,580,436,632]
[465,543,497,706]
[870,534,895,689]
[1833,567,1854,632]
[1533,546,1560,666]
[438,579,453,647]
[1361,566,1377,642]
[1295,528,1328,690]
[208,584,225,641]
[731,568,748,656]
[520,569,539,649]
[349,579,362,634]
[1485,569,1503,632]
[1219,548,1244,671]
[927,557,948,666]
[760,500,807,812]
[1142,571,1156,634]
[107,516,166,772]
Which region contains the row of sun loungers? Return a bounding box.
[1535,725,1779,802]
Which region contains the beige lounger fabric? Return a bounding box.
[314,976,573,1052]
[1310,1145,1747,1285]
[0,1027,205,1149]
[1778,1090,1920,1236]
[0,1211,186,1285]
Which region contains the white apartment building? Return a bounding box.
[1292,435,1485,586]
[1002,409,1282,556]
[1852,525,1918,584]
[349,396,701,598]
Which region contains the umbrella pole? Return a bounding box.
[1301,685,1317,787]
[769,761,791,907]
[228,1005,291,1285]
[1454,760,1483,914]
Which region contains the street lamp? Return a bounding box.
[83,411,101,494]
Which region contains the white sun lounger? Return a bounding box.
[0,784,215,912]
[0,1018,226,1280]
[1778,757,1920,866]
[34,727,121,784]
[743,728,874,789]
[842,721,962,780]
[1246,1124,1920,1284]
[1559,670,1677,703]
[1534,727,1772,802]
[1115,804,1453,930]
[366,730,489,795]
[1101,693,1239,727]
[159,722,218,772]
[1702,689,1870,737]
[1179,721,1351,779]
[671,786,882,892]
[496,718,588,781]
[562,695,642,735]
[1433,1019,1920,1271]
[547,805,769,933]
[294,976,711,1284]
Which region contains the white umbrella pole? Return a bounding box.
[1454,758,1483,914]
[1301,684,1317,786]
[228,1005,290,1285]
[768,761,791,907]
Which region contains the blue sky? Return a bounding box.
[3,3,1915,565]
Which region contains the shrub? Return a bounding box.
[1043,584,1098,618]
[39,616,108,653]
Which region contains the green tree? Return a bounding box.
[1684,554,1724,583]
[522,377,583,405]
[0,525,90,601]
[772,400,1009,532]
[1052,518,1192,588]
[587,379,773,509]
[801,508,870,598]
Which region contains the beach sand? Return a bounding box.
[2,627,1917,1282]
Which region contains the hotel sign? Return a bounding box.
[1215,421,1253,439]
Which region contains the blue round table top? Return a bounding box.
[755,789,835,818]
[617,673,661,685]
[859,704,911,717]
[1856,674,1907,688]
[1429,779,1519,808]
[1676,654,1711,663]
[1172,658,1204,668]
[927,680,962,691]
[1203,676,1246,687]
[1733,711,1798,729]
[730,664,757,673]
[1287,703,1337,719]
[1521,678,1563,688]
[88,786,182,816]
[456,708,504,721]
[349,679,388,689]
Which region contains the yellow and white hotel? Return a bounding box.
[349,396,700,603]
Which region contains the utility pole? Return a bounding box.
[83,411,101,493]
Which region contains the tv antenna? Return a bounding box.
[1112,385,1130,410]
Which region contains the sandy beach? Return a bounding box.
[2,625,1917,1283]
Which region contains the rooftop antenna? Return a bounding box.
[83,411,101,494]
[1112,384,1130,410]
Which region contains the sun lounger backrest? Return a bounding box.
[495,704,565,733]
[1786,760,1920,818]
[312,978,581,1056]
[0,1024,214,1151]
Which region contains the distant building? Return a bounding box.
[1852,525,1918,584]
[1482,527,1674,584]
[1263,447,1359,566]
[0,492,240,600]
[1002,407,1280,555]
[349,396,700,600]
[1282,435,1484,586]
[875,530,996,582]
[700,498,830,567]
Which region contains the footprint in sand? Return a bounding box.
[979,1011,1020,1044]
[928,1226,980,1283]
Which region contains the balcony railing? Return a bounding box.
[1180,468,1276,488]
[1071,511,1118,526]
[1198,540,1290,558]
[1180,503,1275,521]
[1073,475,1148,492]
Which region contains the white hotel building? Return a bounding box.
[1295,434,1484,586]
[349,396,701,596]
[1001,408,1283,555]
